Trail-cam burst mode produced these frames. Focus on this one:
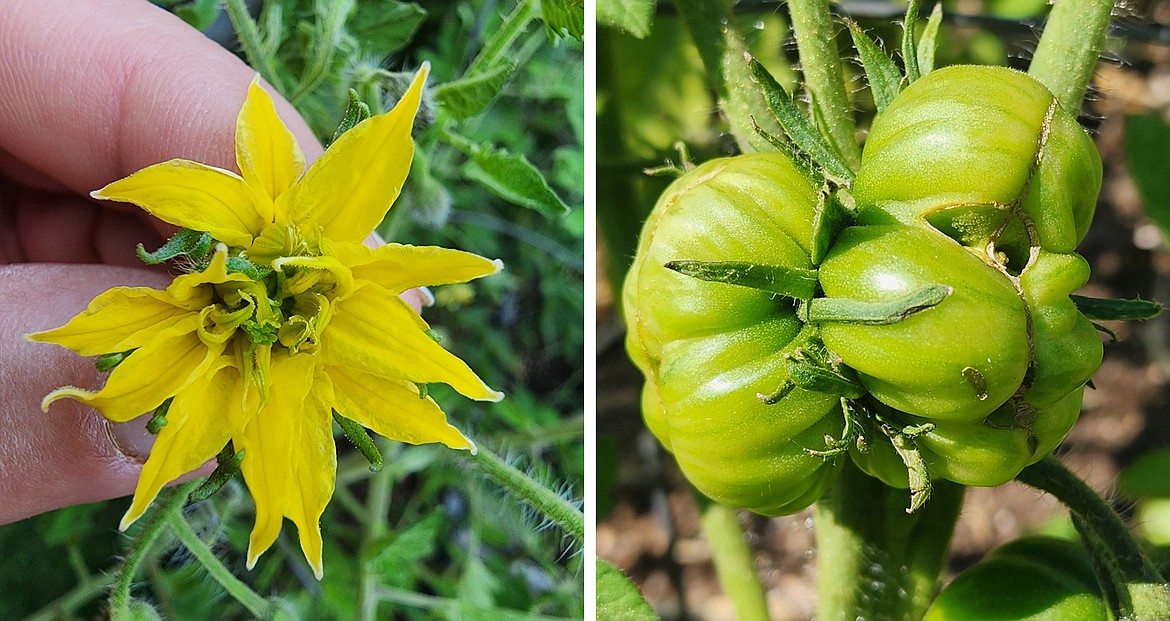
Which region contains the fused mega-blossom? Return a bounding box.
[28,65,503,579]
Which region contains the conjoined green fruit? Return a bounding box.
[623,153,843,515]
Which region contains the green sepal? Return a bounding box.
[333,410,383,472]
[807,398,867,457]
[786,352,865,399]
[147,398,172,435]
[846,19,902,113]
[1091,321,1118,342]
[901,0,923,83]
[189,443,246,503]
[417,383,431,399]
[425,329,443,344]
[803,285,952,325]
[811,193,850,265]
[748,57,855,184]
[226,256,273,280]
[748,116,820,185]
[331,89,372,145]
[664,260,818,300]
[136,229,212,266]
[1071,295,1163,321]
[876,416,935,513]
[916,3,943,76]
[96,349,135,372]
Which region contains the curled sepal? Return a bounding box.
[664,260,818,300]
[803,285,951,325]
[748,57,854,184]
[331,89,372,146]
[846,19,901,113]
[876,417,935,513]
[146,397,172,435]
[332,410,384,472]
[811,192,850,265]
[916,3,943,76]
[136,229,213,266]
[1071,295,1163,321]
[189,443,247,503]
[226,256,273,280]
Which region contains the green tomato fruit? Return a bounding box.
[855,65,1101,262]
[925,536,1108,621]
[819,224,1029,423]
[623,153,843,515]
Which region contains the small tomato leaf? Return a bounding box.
[464,146,570,216]
[846,19,902,112]
[435,63,515,120]
[596,560,657,621]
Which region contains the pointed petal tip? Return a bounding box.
[484,389,505,403]
[89,189,109,201]
[41,387,87,412]
[490,259,505,273]
[119,509,140,532]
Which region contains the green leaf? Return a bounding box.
[1071,295,1163,321]
[917,3,943,76]
[435,62,516,120]
[350,1,426,59]
[173,0,220,31]
[1125,114,1170,239]
[597,0,653,38]
[1120,448,1170,498]
[464,146,570,216]
[664,260,819,300]
[596,560,657,620]
[748,58,854,183]
[368,510,443,576]
[846,19,902,112]
[540,0,584,40]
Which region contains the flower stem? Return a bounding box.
[468,445,584,545]
[788,0,862,170]
[815,461,963,621]
[168,511,269,617]
[699,501,770,621]
[358,440,398,621]
[108,481,199,619]
[467,0,538,76]
[1016,456,1170,619]
[24,574,112,621]
[1028,0,1114,112]
[223,0,285,93]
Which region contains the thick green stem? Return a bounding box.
[788,0,862,169]
[699,502,770,621]
[468,445,584,545]
[168,512,269,617]
[815,461,963,621]
[108,481,199,620]
[1016,456,1170,619]
[1028,0,1115,112]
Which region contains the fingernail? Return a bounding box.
[107,416,156,461]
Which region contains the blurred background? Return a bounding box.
[0,0,584,619]
[597,1,1170,618]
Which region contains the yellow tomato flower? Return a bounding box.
[26,64,503,579]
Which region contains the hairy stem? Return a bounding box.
[1016,456,1170,619]
[815,461,963,621]
[788,0,862,169]
[467,0,538,75]
[224,0,285,92]
[168,512,268,616]
[700,502,770,621]
[108,481,199,619]
[1028,0,1115,112]
[468,445,584,545]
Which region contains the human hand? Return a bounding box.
[0,0,424,525]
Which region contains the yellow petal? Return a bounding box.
[42,316,225,422]
[280,65,429,242]
[322,284,503,402]
[165,244,252,304]
[237,76,305,223]
[329,365,475,452]
[284,370,336,580]
[93,160,264,247]
[233,352,318,569]
[120,358,245,529]
[334,241,503,294]
[26,287,195,356]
